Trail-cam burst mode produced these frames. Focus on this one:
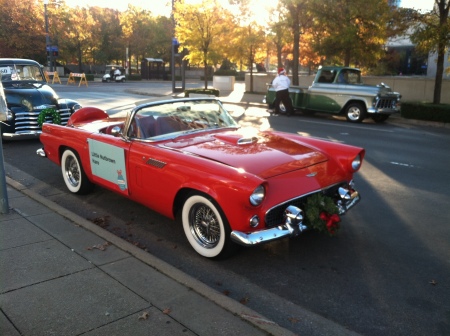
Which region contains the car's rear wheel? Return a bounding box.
[345,102,366,123]
[182,193,236,259]
[61,149,94,194]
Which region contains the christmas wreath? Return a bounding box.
[304,193,341,236]
[37,108,61,127]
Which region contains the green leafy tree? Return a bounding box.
[410,0,450,104]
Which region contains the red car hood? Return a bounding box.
[163,129,328,179]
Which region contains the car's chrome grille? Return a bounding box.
[264,184,343,227]
[13,109,71,132]
[376,98,396,109]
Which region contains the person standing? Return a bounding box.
[272,68,293,116]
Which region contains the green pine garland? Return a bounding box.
[304,193,340,236]
[37,108,61,127]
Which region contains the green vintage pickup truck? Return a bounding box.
[265,66,401,123]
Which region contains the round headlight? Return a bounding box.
[72,104,82,112]
[352,154,362,171]
[249,185,265,206]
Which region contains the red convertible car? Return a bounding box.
[37,98,364,258]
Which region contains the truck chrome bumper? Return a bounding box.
[367,107,399,115]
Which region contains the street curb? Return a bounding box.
[5,175,297,336]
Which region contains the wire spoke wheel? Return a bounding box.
[61,149,94,194]
[182,194,235,258]
[190,203,221,248]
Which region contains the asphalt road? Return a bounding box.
[3,82,450,336]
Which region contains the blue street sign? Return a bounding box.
[46,46,59,52]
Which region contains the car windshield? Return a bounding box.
[0,63,45,83]
[128,99,239,140]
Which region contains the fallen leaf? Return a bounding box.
[163,308,171,314]
[87,241,110,251]
[90,216,110,228]
[288,317,299,324]
[223,290,230,296]
[240,296,249,305]
[138,311,149,320]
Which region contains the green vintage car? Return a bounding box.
[265,66,401,123]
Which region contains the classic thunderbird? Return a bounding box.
[37,98,364,258]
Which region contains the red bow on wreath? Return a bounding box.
[319,212,341,235]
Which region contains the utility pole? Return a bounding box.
[0,81,9,214]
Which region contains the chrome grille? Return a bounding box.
[14,108,71,133]
[375,98,396,109]
[264,184,343,227]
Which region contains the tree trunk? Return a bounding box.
[203,54,208,89]
[249,45,254,92]
[291,5,301,86]
[433,51,444,104]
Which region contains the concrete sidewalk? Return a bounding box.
[0,177,294,336]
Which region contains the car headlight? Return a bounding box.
[249,185,265,206]
[6,108,13,121]
[72,104,82,112]
[352,154,362,171]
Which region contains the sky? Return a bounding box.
[64,0,436,16]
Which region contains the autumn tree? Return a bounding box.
[0,0,45,62]
[267,10,291,70]
[309,0,390,68]
[89,7,123,65]
[58,6,95,71]
[120,5,161,71]
[410,0,450,104]
[279,0,313,85]
[224,0,267,91]
[174,0,232,89]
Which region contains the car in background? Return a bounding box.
[37,98,364,258]
[102,65,126,83]
[0,58,81,140]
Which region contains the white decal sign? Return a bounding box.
[0,67,12,75]
[88,139,127,191]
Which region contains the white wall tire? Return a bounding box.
[182,194,233,258]
[61,149,94,194]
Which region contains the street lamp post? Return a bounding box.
[44,0,53,71]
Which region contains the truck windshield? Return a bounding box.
[0,64,45,82]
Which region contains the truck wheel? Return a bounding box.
[182,193,236,259]
[371,114,389,123]
[345,103,366,123]
[61,149,94,194]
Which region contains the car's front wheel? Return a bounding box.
[182,193,236,259]
[345,102,366,123]
[61,149,94,194]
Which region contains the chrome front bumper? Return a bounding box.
[231,187,360,247]
[2,131,42,140]
[231,205,307,246]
